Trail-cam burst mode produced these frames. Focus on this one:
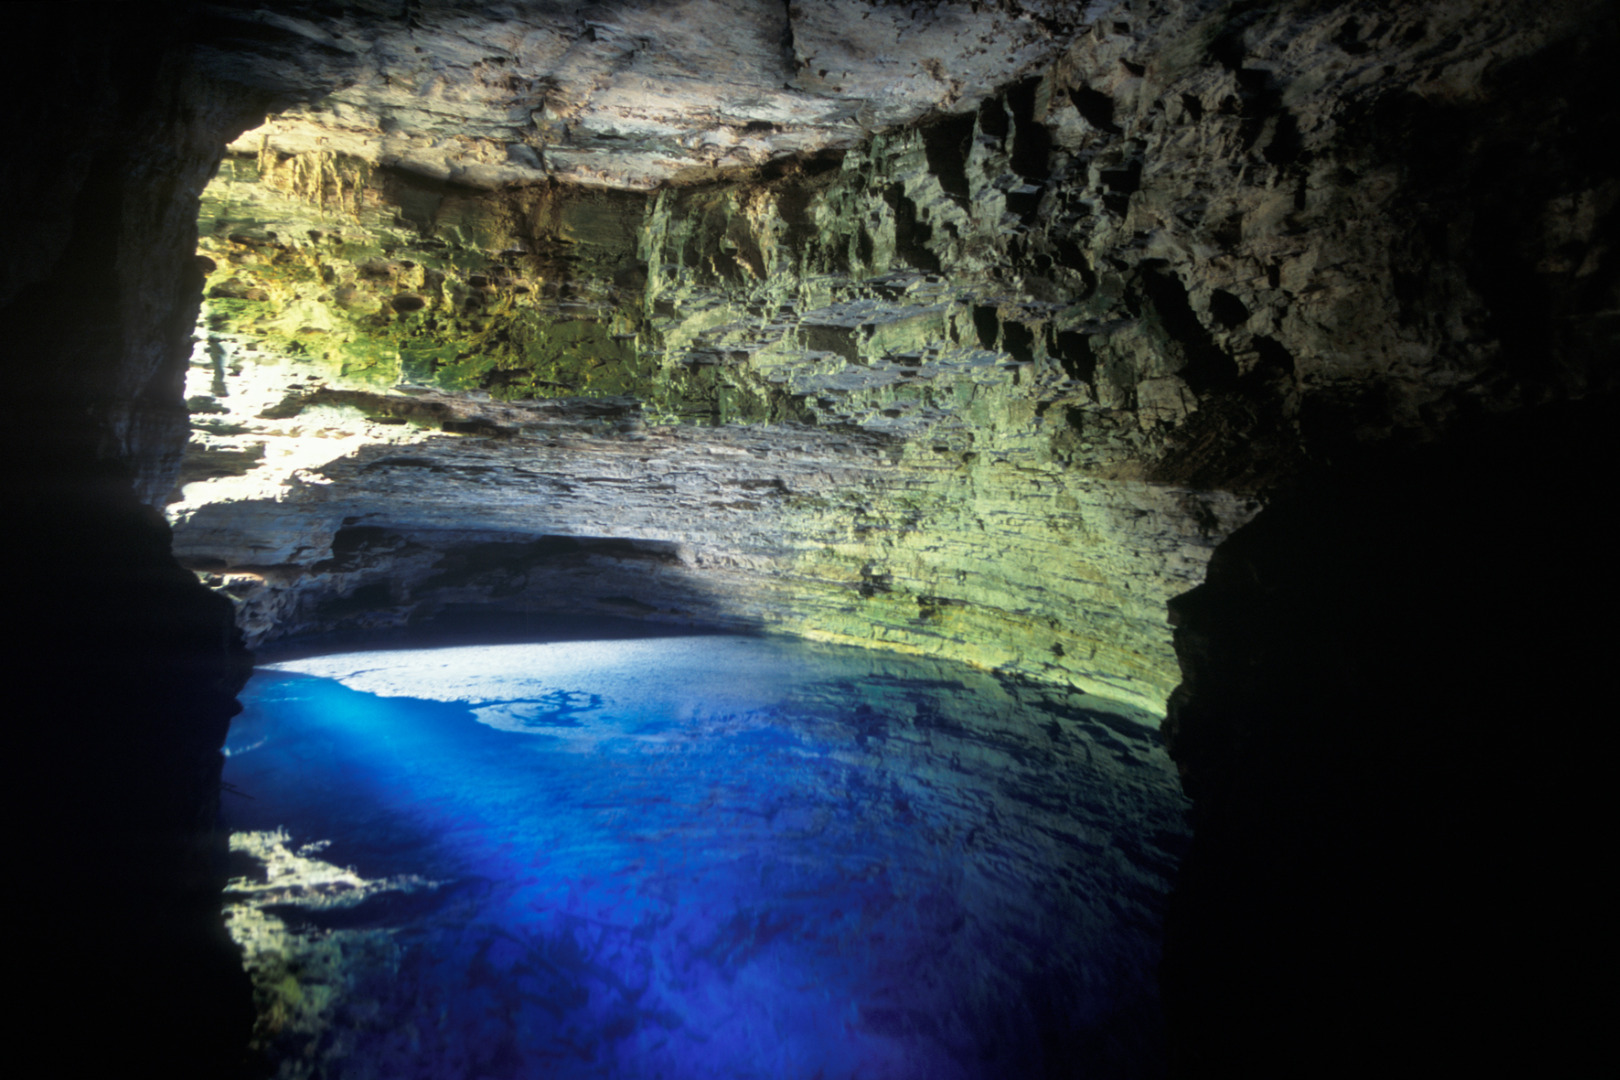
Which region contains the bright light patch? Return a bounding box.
[263,637,825,731]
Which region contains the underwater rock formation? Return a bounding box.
[225,635,1190,1077]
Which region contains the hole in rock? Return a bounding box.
[1069,86,1122,134]
[1003,320,1036,364]
[976,97,1009,139]
[1208,289,1251,329]
[921,111,975,203]
[223,620,1190,1079]
[1007,77,1053,180]
[971,304,1000,350]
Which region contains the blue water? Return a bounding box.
[223,628,1188,1079]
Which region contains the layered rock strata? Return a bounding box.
[175,379,1244,711]
[174,0,1615,720]
[176,103,1271,713]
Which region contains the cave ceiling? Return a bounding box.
[195,0,1115,189]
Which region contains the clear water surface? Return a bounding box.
[222,621,1189,1079]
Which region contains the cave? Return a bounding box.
[6,1,1613,1077]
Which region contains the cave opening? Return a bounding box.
[173,83,1215,1072]
[8,2,1615,1078]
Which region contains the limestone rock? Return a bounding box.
[175,0,1616,717]
[197,0,1115,189]
[176,137,1265,712]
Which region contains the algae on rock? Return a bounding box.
[182,0,1605,713]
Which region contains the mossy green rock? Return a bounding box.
[181,2,1608,714]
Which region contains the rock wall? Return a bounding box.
[3,6,264,1075]
[1161,403,1616,1075]
[1151,0,1618,1073]
[173,0,1616,723]
[174,110,1262,714]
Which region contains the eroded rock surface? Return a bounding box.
[174,135,1261,713]
[196,0,1116,189]
[174,0,1615,718]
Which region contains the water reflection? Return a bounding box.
[223,629,1188,1079]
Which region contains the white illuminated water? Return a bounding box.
[223,624,1189,1079]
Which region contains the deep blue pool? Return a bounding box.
[222,626,1189,1079]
